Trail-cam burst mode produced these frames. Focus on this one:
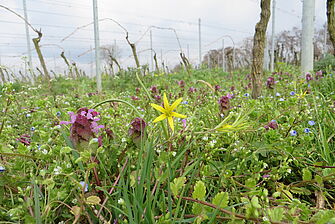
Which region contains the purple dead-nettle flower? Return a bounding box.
[268,120,278,130]
[266,76,275,89]
[128,117,147,142]
[230,86,235,91]
[305,73,313,82]
[181,119,187,129]
[178,80,186,88]
[16,134,31,146]
[150,85,159,94]
[262,174,270,179]
[135,87,141,93]
[188,87,197,93]
[315,70,323,80]
[218,96,230,113]
[60,108,104,148]
[154,95,161,101]
[214,85,221,91]
[131,96,139,101]
[226,93,233,99]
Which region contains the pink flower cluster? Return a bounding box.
[60,108,104,147]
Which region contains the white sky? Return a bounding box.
[0,0,327,75]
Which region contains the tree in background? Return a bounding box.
[101,44,121,75]
[251,0,271,99]
[327,0,335,55]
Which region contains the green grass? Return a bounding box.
[0,67,335,223]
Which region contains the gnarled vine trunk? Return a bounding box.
[251,0,271,99]
[327,0,335,54]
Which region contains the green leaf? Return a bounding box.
[250,196,262,209]
[245,178,256,188]
[302,168,312,181]
[192,203,203,215]
[170,177,186,196]
[268,207,284,222]
[212,192,229,208]
[315,175,324,187]
[192,181,206,200]
[86,196,101,205]
[60,146,72,154]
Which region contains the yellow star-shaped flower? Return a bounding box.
[150,93,187,132]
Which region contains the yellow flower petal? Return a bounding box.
[150,103,166,113]
[170,98,183,111]
[163,93,170,110]
[171,112,187,119]
[168,116,174,132]
[153,114,167,123]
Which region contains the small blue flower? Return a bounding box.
[290,130,297,136]
[304,128,310,133]
[244,93,250,97]
[276,92,281,97]
[0,166,5,172]
[79,181,89,192]
[30,127,35,131]
[56,111,61,117]
[290,91,296,96]
[26,113,31,118]
[181,101,188,104]
[279,98,285,101]
[308,120,315,126]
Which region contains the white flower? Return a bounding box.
[172,151,177,157]
[202,136,208,141]
[54,166,62,175]
[118,198,125,205]
[121,138,127,143]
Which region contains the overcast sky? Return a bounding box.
[0,0,327,75]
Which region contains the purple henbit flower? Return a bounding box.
[181,119,187,129]
[230,86,235,91]
[315,70,323,80]
[266,76,275,89]
[154,95,161,101]
[128,117,147,142]
[305,73,313,82]
[178,80,186,88]
[214,85,221,91]
[135,87,141,93]
[188,87,197,93]
[131,96,139,101]
[60,108,104,148]
[268,120,278,130]
[226,93,233,99]
[218,96,230,113]
[150,85,159,94]
[16,134,31,146]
